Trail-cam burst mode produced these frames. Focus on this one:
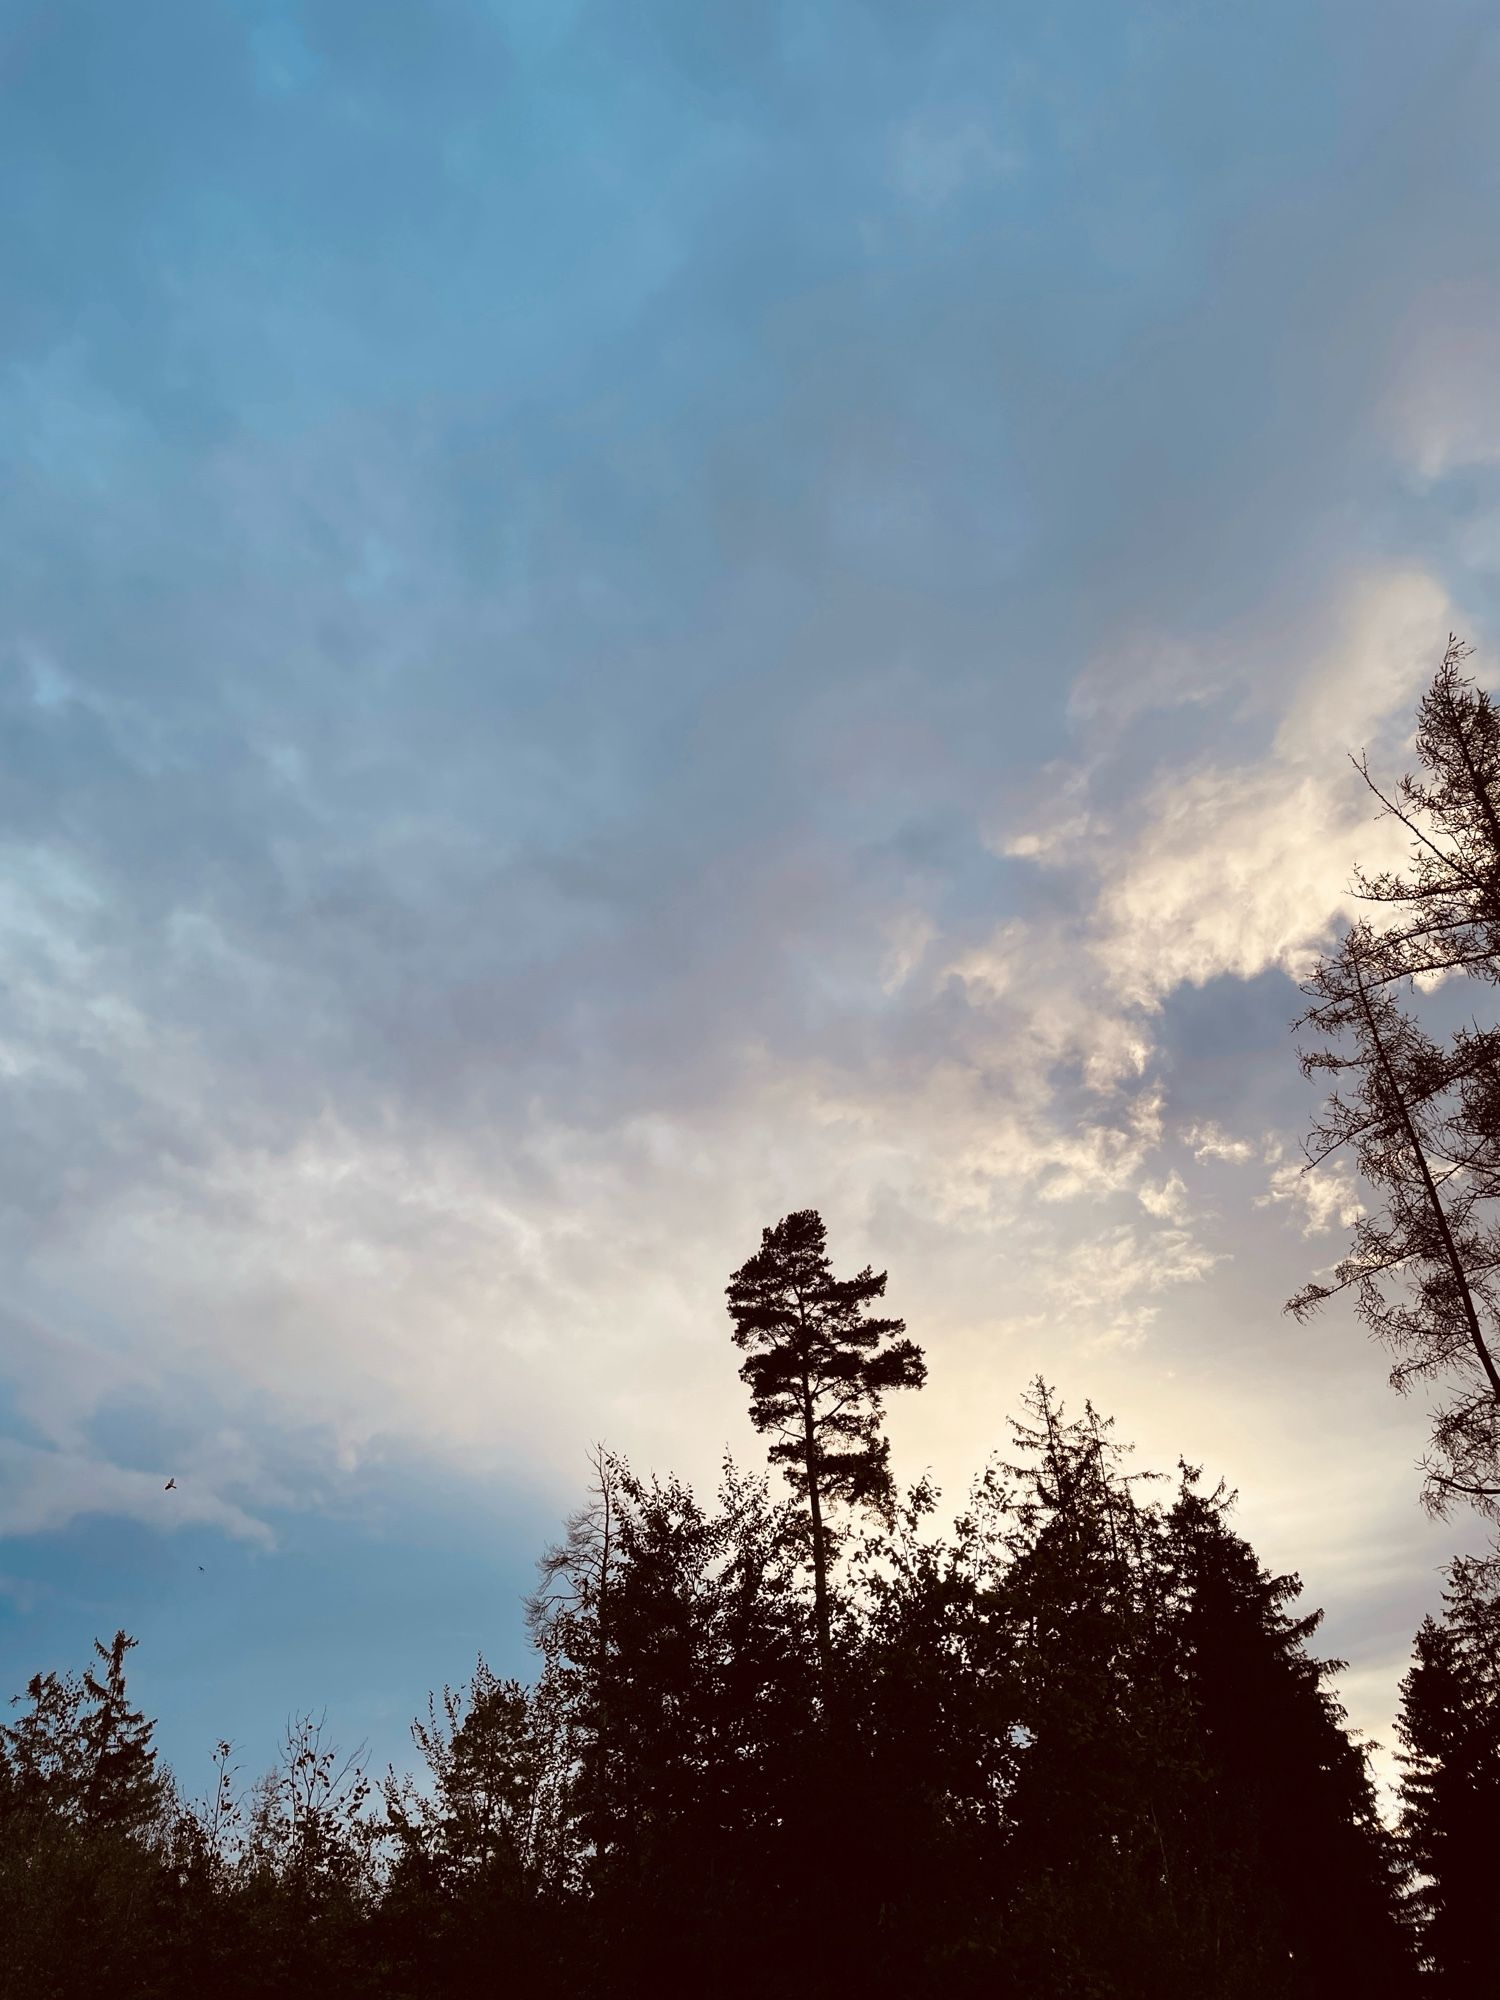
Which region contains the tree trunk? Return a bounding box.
[1352,948,1500,1405]
[801,1366,832,1678]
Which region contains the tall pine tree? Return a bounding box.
[726,1208,925,1673]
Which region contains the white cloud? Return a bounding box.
[0,1438,272,1547]
[0,564,1457,1561]
[1138,1170,1188,1222]
[1088,572,1451,1006]
[1183,1121,1256,1165]
[1273,570,1451,756]
[1053,1220,1225,1353]
[1256,1154,1365,1238]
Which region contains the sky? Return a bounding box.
[4,0,1500,1801]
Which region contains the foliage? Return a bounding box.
[0,1380,1424,1999]
[726,1206,926,1669]
[1292,640,1500,1519]
[1396,1573,1500,1993]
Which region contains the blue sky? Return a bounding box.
[4,0,1500,1796]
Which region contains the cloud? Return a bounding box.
[1256,1153,1365,1238]
[1085,574,1453,1006]
[1184,1122,1257,1165]
[1053,1220,1225,1354]
[1138,1171,1188,1223]
[0,1439,272,1547]
[2,0,1497,1791]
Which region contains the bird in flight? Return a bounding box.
[164,1477,177,1491]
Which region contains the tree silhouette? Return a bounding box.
[1,1667,89,1824]
[0,1394,1426,2000]
[1348,637,1500,988]
[0,1630,162,1836]
[79,1632,165,1835]
[525,1443,624,1879]
[386,1661,553,1893]
[1290,642,1500,1521]
[1164,1474,1412,1997]
[1290,922,1500,1517]
[726,1208,925,1672]
[1396,1580,1500,1993]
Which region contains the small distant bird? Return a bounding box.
[197,1565,205,1572]
[164,1478,177,1491]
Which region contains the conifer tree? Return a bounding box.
[1290,924,1500,1517]
[0,1631,162,1835]
[726,1208,925,1672]
[990,1388,1414,1998]
[1165,1478,1413,1997]
[1292,641,1500,1520]
[1349,637,1500,985]
[79,1631,165,1834]
[995,1386,1199,1996]
[1396,1583,1500,1993]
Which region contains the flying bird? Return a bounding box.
[164,1477,177,1491]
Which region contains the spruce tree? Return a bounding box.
[1165,1478,1413,1998]
[1,1631,162,1835]
[995,1387,1202,1997]
[726,1208,925,1672]
[79,1631,165,1834]
[1396,1587,1500,1992]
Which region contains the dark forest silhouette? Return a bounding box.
[6,648,1500,1997]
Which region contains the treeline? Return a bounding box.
[4,1383,1467,1999]
[8,646,1500,1996]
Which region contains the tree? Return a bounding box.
[240,1714,375,1906]
[1290,922,1500,1518]
[0,1668,88,1824]
[380,1662,571,2000]
[1291,641,1500,1521]
[525,1443,624,1882]
[79,1631,165,1835]
[726,1208,925,1673]
[840,1475,1017,1995]
[1164,1475,1413,1998]
[385,1662,555,1894]
[988,1388,1412,1999]
[0,1630,163,1835]
[993,1386,1205,1999]
[1348,637,1500,988]
[1396,1581,1500,1993]
[520,1451,819,1997]
[0,1635,172,2000]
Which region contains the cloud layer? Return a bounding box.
[4,0,1500,1775]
